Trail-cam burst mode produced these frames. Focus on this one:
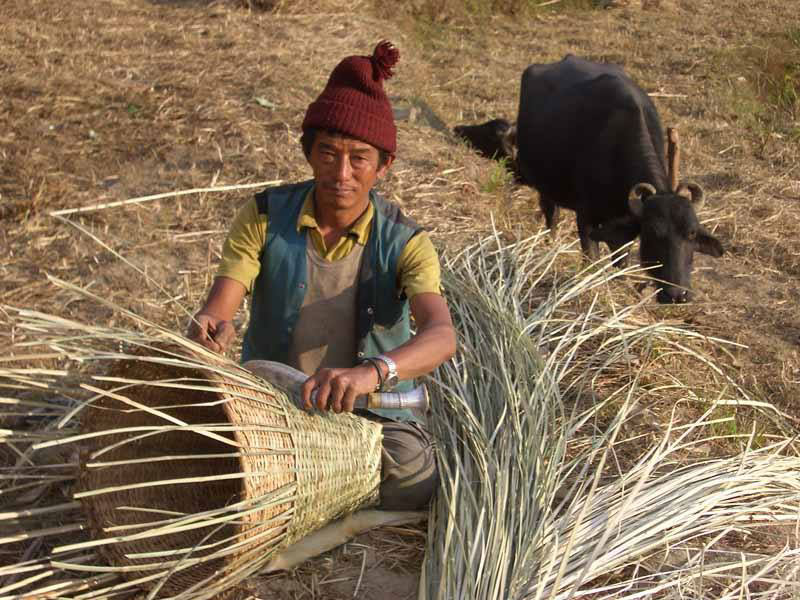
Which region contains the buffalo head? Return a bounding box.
[453,118,515,160]
[590,182,724,304]
[453,119,523,184]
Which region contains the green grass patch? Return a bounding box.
[757,31,799,120]
[715,28,800,139]
[707,403,773,450]
[480,158,515,193]
[708,404,739,439]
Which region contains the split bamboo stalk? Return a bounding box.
[667,126,680,191]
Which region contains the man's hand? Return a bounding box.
[186,277,247,354]
[187,313,236,353]
[301,364,380,414]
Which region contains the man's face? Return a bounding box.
[308,131,393,213]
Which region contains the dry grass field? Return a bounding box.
[2,0,799,598]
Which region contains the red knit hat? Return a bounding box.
[302,41,399,155]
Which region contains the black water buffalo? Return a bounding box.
[454,118,516,161]
[454,55,724,304]
[453,119,524,183]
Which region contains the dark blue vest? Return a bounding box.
[241,180,422,422]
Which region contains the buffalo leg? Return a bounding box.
[576,213,599,260]
[539,193,560,236]
[605,240,630,267]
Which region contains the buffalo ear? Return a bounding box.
[696,228,724,257]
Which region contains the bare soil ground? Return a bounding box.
[2,0,799,598]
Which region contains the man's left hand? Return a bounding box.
[301,364,380,413]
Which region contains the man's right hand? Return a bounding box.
[187,313,236,354]
[186,277,247,354]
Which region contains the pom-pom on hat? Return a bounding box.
[302,41,399,155]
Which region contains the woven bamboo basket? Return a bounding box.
[77,351,383,597]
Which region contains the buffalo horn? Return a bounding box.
[628,182,657,201]
[501,123,518,161]
[627,182,655,218]
[682,181,705,209]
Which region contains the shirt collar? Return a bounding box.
[296,186,374,246]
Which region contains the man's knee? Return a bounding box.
[378,421,438,511]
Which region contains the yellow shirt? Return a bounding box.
[217,189,442,298]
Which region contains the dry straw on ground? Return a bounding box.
[2,233,799,599]
[2,0,799,597]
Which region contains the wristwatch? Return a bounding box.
[375,354,398,391]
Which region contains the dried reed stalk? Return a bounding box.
[0,297,382,600]
[422,232,800,599]
[3,233,799,599]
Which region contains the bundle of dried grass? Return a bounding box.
[3,233,800,599]
[0,294,382,599]
[423,232,800,599]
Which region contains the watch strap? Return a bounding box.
[359,357,384,392]
[375,354,398,391]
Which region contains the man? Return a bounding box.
[187,41,457,511]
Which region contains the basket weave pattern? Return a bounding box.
[78,355,382,596]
